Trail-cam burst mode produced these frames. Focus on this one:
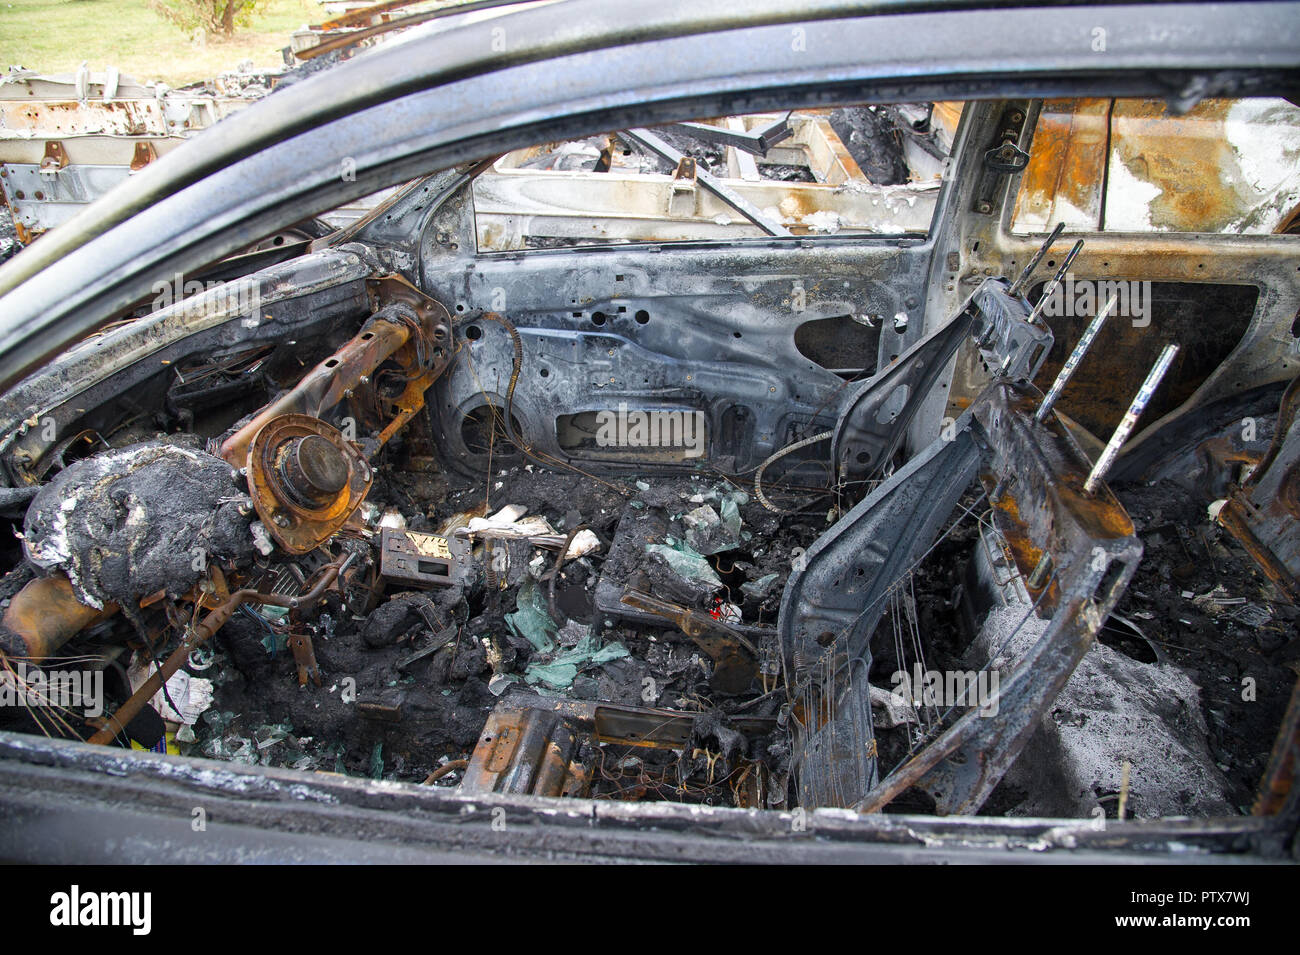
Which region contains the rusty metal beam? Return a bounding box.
[1217,374,1300,603]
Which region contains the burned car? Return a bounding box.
[0,0,1297,863]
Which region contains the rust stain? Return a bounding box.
[1110,99,1244,232]
[129,141,157,172]
[0,99,162,137]
[1014,98,1108,230]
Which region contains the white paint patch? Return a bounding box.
[802,210,841,233]
[1015,194,1097,235]
[1104,150,1162,231]
[1223,97,1300,233]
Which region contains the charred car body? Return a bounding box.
[0,0,1297,862]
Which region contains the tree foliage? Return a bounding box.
[147,0,267,38]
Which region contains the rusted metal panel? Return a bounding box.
[1109,98,1300,234]
[461,705,591,798]
[1012,97,1300,235]
[1011,97,1108,233]
[461,694,777,798]
[1,100,174,138]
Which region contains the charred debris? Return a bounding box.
[0,229,1295,822]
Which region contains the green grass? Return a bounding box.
[0,0,319,86]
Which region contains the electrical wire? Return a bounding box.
[754,430,833,513]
